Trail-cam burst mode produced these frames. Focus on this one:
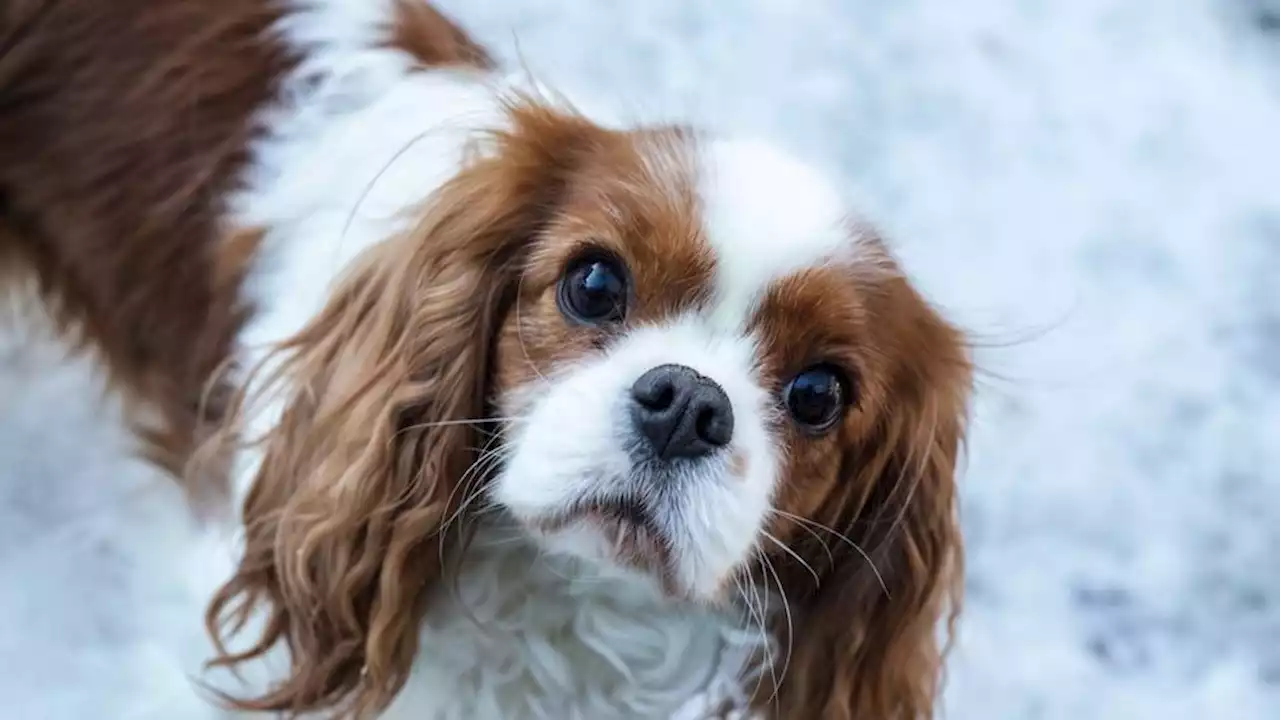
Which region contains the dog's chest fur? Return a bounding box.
[371,528,757,719]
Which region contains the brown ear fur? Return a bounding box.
[771,277,971,720]
[203,100,606,717]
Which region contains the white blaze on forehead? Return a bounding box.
[696,137,853,331]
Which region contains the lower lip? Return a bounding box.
[594,511,654,544]
[535,505,672,575]
[592,510,672,567]
[533,499,653,535]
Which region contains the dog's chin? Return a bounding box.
[518,498,683,596]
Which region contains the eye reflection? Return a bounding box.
[784,365,849,433]
[558,251,628,325]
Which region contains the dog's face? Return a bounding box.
[211,101,971,719]
[489,131,897,600]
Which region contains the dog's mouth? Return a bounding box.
[536,497,660,541]
[528,496,676,587]
[593,497,652,530]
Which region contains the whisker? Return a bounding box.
[436,449,512,591]
[757,548,793,708]
[397,416,521,434]
[451,445,513,528]
[447,471,498,535]
[768,509,890,598]
[740,561,777,705]
[760,530,819,586]
[438,439,507,534]
[776,514,835,567]
[514,272,550,386]
[730,573,768,705]
[436,438,513,564]
[339,123,458,248]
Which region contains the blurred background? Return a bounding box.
[3,0,1279,717]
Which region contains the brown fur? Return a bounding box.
[207,94,970,718]
[0,0,291,503]
[1,1,969,716]
[750,244,971,720]
[0,0,489,505]
[204,99,697,717]
[492,124,714,395]
[388,0,494,70]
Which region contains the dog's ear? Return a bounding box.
[202,98,609,717]
[771,275,971,720]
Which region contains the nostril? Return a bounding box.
[635,381,674,411]
[631,364,733,460]
[631,364,691,412]
[695,404,732,447]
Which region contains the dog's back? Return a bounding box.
[0,0,289,498]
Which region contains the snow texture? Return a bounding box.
[3,0,1280,717]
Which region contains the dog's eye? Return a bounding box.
[558,252,628,325]
[784,365,850,433]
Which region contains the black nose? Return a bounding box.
[630,364,734,461]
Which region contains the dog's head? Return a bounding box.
[208,98,971,719]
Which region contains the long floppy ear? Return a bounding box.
[772,276,972,720]
[203,100,602,717]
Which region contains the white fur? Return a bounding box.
[494,319,779,600]
[494,139,861,605]
[380,528,765,720]
[160,0,875,717]
[698,137,852,331]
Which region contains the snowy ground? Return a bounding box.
[3,0,1280,718]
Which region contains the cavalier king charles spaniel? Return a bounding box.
[0,0,972,717]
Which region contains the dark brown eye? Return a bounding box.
[558,251,629,325]
[784,365,850,433]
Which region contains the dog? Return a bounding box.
[0,1,972,717]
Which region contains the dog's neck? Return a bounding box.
[379,517,763,718]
